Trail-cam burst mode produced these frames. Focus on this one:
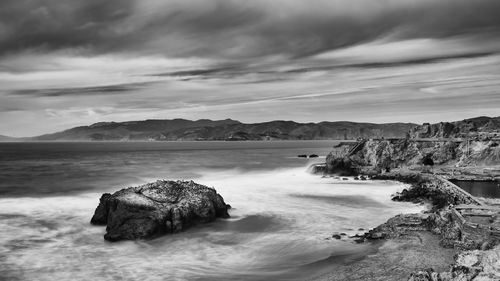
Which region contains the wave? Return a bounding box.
[0,166,423,280]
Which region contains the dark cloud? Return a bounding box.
[1,0,500,59]
[8,82,155,97]
[0,0,134,55]
[284,51,499,74]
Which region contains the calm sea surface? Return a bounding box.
[0,141,422,280]
[451,179,500,199]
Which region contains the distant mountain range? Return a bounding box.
[0,135,19,142]
[2,116,498,141]
[25,119,415,141]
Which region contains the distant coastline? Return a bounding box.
[3,115,497,142]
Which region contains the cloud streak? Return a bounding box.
[9,82,157,97]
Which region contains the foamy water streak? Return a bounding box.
[0,167,423,280]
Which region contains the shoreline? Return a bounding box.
[312,171,500,280]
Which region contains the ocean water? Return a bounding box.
[0,141,423,281]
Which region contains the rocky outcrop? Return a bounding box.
[91,180,230,241]
[409,116,500,139]
[325,138,499,174]
[358,173,500,280]
[361,173,482,245]
[355,139,461,168]
[324,156,360,176]
[378,173,479,208]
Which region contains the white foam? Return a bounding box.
[0,167,424,280]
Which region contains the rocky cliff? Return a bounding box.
[325,138,500,175]
[91,180,230,241]
[410,116,500,139]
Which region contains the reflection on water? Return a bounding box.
[0,142,423,280]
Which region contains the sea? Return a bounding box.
[0,141,423,281]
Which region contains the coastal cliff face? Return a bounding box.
[91,180,230,241]
[325,138,500,174]
[409,116,500,139]
[356,139,460,168]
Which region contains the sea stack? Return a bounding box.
[91,180,230,241]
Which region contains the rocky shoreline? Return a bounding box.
[313,130,500,280]
[313,172,500,281]
[319,172,500,280]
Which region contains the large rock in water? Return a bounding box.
[90,180,230,241]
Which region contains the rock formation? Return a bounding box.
[91,180,230,241]
[409,116,500,139]
[323,138,499,175]
[355,173,500,280]
[325,156,359,176]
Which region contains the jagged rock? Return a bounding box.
[325,156,359,176]
[409,116,500,139]
[90,180,230,241]
[325,136,499,173]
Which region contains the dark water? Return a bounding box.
[451,179,500,198]
[0,141,333,197]
[0,141,422,280]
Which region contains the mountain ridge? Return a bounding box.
[4,116,499,141]
[30,118,416,141]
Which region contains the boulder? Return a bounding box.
[91,180,230,241]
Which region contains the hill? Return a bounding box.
[0,135,19,142]
[31,119,416,141]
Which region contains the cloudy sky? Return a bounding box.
[1,0,500,137]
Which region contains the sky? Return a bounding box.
[1,0,500,137]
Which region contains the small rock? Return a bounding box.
[354,238,365,243]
